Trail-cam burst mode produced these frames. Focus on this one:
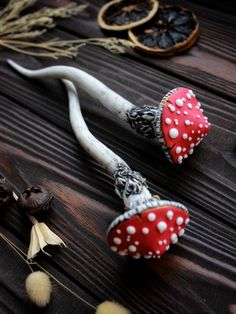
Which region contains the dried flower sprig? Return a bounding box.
[0,0,135,58]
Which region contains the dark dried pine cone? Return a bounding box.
[19,186,53,215]
[0,176,13,208]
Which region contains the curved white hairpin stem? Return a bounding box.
[8,59,210,165]
[63,79,152,210]
[7,59,134,120]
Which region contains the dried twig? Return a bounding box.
[0,0,135,58]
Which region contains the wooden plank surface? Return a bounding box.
[0,1,235,313]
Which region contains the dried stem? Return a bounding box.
[0,232,96,310]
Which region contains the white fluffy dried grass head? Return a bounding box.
[25,271,52,307]
[96,301,131,314]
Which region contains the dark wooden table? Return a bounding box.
[0,1,235,313]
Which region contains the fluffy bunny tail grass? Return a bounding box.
[25,271,52,307]
[96,301,131,314]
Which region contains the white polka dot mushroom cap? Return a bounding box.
[159,87,211,164]
[107,199,189,259]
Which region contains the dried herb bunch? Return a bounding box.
[0,0,135,58]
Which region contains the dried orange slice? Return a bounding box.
[128,5,200,56]
[98,0,159,31]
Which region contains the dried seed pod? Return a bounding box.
[98,0,159,31]
[0,176,13,208]
[19,186,53,215]
[128,5,200,56]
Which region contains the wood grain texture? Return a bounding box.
[0,1,235,313]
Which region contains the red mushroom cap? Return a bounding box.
[107,200,189,259]
[160,87,211,164]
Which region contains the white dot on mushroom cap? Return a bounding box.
[142,227,149,235]
[165,118,171,125]
[197,115,200,119]
[185,218,190,225]
[156,250,160,254]
[178,229,185,236]
[191,130,195,134]
[196,105,200,110]
[118,251,126,256]
[174,119,179,125]
[168,104,175,112]
[169,128,179,139]
[175,146,182,154]
[177,110,181,115]
[148,251,153,255]
[171,233,178,244]
[157,221,167,233]
[158,240,163,245]
[189,148,194,155]
[184,111,188,115]
[199,124,203,128]
[166,245,170,251]
[113,237,122,245]
[188,137,192,141]
[128,245,137,253]
[200,108,204,112]
[144,255,152,259]
[189,90,194,95]
[167,210,174,220]
[176,99,183,107]
[111,246,117,252]
[163,240,167,244]
[176,217,184,225]
[135,241,139,245]
[198,102,201,107]
[186,93,191,99]
[183,133,188,139]
[132,253,141,259]
[190,143,195,148]
[185,120,191,126]
[116,229,121,234]
[183,148,186,152]
[187,103,192,109]
[184,154,188,159]
[126,226,136,234]
[147,213,156,222]
[170,227,174,232]
[178,156,183,164]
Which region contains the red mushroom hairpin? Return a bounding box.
[63,80,190,259]
[7,60,210,164]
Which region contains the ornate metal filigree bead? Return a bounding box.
[114,164,148,198]
[126,105,161,139]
